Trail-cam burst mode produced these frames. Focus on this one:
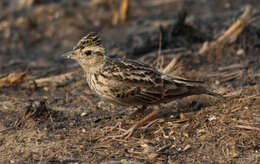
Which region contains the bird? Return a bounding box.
[63,32,222,138]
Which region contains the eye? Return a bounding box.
[84,50,92,56]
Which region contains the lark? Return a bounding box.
[63,32,222,138]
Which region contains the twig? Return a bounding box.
[217,63,248,72]
[163,54,183,73]
[143,119,159,129]
[119,0,129,23]
[49,157,86,163]
[157,144,173,153]
[0,72,25,87]
[0,127,15,133]
[113,0,129,25]
[156,27,163,70]
[235,125,260,131]
[199,5,253,55]
[35,72,74,87]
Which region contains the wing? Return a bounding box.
[98,57,192,105]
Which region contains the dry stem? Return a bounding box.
[199,5,252,55]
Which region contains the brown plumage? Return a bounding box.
[63,32,222,138]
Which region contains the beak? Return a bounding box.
[62,51,74,59]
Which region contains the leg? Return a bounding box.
[112,108,160,139]
[104,105,147,132]
[126,105,147,119]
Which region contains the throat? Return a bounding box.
[79,61,104,74]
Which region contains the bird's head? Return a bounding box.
[63,32,106,73]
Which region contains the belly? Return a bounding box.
[86,74,118,103]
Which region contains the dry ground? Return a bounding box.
[0,0,260,163]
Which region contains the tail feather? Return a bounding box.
[171,76,204,85]
[169,75,224,100]
[190,85,224,99]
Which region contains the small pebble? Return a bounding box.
[183,145,191,151]
[209,116,216,121]
[81,112,87,117]
[183,132,189,137]
[236,49,245,56]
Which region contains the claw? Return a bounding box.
[105,110,160,139]
[121,126,137,139]
[106,125,137,139]
[103,122,122,132]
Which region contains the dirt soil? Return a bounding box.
[0,0,260,163]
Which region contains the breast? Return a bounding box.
[85,73,115,101]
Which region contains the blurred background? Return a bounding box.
[0,0,259,72]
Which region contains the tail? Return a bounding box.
[171,76,205,85]
[189,85,224,99]
[171,76,224,99]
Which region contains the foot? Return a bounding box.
[103,122,122,132]
[125,105,147,119]
[106,109,160,139]
[106,124,138,139]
